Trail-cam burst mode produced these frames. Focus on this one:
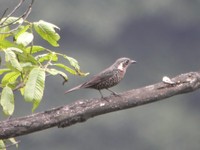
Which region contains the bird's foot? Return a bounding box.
[101,96,109,102]
[106,88,121,97]
[111,91,121,97]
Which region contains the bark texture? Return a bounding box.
[0,71,200,139]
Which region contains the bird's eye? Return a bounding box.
[123,60,129,67]
[125,60,129,65]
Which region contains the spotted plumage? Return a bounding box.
[65,57,136,98]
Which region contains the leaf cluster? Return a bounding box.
[0,17,88,115]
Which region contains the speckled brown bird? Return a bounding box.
[65,57,136,98]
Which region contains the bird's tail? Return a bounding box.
[64,84,83,94]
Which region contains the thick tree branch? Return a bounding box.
[0,71,200,139]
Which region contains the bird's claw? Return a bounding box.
[111,92,121,97]
[101,96,109,102]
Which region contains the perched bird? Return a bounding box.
[65,57,136,98]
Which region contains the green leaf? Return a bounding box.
[64,56,80,70]
[63,55,89,76]
[20,62,33,68]
[25,45,45,54]
[0,39,17,49]
[16,52,38,65]
[16,32,34,47]
[0,26,10,40]
[1,71,21,86]
[7,47,23,53]
[20,86,25,96]
[46,68,68,80]
[0,86,14,116]
[0,140,6,150]
[0,17,23,25]
[36,53,58,63]
[24,67,45,112]
[33,20,60,47]
[46,68,68,85]
[8,138,18,148]
[0,68,11,75]
[32,99,41,113]
[19,62,33,73]
[14,25,30,39]
[53,63,77,75]
[4,48,22,71]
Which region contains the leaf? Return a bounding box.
[0,86,14,116]
[53,63,77,75]
[64,56,80,70]
[24,67,45,112]
[7,47,23,53]
[33,20,60,47]
[16,32,34,47]
[0,68,11,75]
[0,39,17,49]
[16,52,38,65]
[63,55,89,76]
[0,26,10,40]
[0,140,6,150]
[19,62,33,72]
[46,68,68,85]
[20,86,25,96]
[36,53,58,63]
[4,48,22,71]
[47,68,68,80]
[1,71,21,86]
[32,99,41,113]
[8,138,18,148]
[25,45,45,54]
[14,25,30,39]
[0,17,23,25]
[20,62,33,68]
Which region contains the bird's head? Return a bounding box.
[114,57,136,72]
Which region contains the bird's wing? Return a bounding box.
[65,68,113,94]
[81,69,113,88]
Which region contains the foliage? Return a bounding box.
[0,17,89,116]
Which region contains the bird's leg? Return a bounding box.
[106,88,120,96]
[98,90,104,99]
[99,90,110,102]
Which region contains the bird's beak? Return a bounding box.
[130,60,136,64]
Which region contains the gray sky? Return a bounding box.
[1,0,200,150]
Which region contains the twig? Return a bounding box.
[0,8,8,23]
[0,0,25,26]
[0,0,34,34]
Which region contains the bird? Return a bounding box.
[65,57,136,98]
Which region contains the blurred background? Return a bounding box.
[1,0,200,149]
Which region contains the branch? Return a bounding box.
[0,71,200,139]
[0,0,34,33]
[0,0,25,26]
